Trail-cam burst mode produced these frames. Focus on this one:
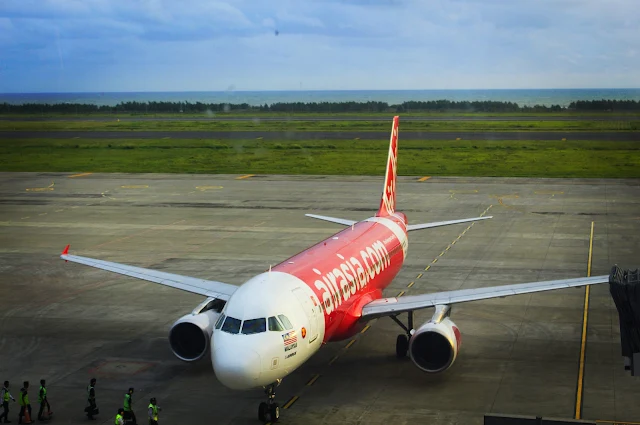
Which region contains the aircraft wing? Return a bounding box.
[60,245,238,300]
[407,216,492,231]
[360,275,609,321]
[304,214,357,226]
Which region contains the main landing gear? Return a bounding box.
[258,380,281,423]
[390,310,414,358]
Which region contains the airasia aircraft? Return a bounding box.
[61,116,609,422]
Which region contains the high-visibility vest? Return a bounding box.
[39,386,46,403]
[148,403,158,421]
[2,388,10,402]
[19,389,28,406]
[124,393,132,411]
[115,413,123,424]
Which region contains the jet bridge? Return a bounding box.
[608,266,640,376]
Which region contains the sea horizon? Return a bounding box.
[2,88,640,108]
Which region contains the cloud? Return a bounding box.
[0,0,639,92]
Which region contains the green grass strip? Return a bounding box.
[2,138,639,178]
[1,119,639,132]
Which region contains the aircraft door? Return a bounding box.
[292,287,319,343]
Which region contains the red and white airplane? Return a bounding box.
[61,116,609,423]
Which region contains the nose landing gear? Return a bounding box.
[258,380,281,423]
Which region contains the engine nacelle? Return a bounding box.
[168,297,225,362]
[409,306,461,373]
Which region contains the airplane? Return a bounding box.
[60,116,609,423]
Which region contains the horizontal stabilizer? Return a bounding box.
[407,216,492,231]
[305,214,357,226]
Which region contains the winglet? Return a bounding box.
[62,245,70,262]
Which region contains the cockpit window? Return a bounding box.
[268,316,284,332]
[214,313,226,330]
[242,318,266,335]
[221,316,241,334]
[278,314,293,330]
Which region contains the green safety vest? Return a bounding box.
[2,388,9,402]
[39,386,46,403]
[115,413,123,424]
[124,393,132,411]
[19,389,28,406]
[148,403,158,421]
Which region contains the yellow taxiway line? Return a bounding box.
[575,221,594,420]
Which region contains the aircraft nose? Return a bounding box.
[212,347,262,390]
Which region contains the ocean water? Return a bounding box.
[1,89,640,108]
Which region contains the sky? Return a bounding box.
[0,0,639,92]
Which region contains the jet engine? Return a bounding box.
[409,305,461,373]
[168,297,225,362]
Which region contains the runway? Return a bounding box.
[0,172,638,424]
[2,130,640,141]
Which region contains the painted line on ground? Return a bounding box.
[195,185,223,191]
[418,176,431,182]
[26,182,55,192]
[236,174,254,180]
[575,221,594,420]
[306,374,320,387]
[68,172,93,178]
[121,185,148,189]
[282,396,299,409]
[360,325,370,334]
[407,281,415,288]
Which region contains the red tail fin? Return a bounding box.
[376,116,399,217]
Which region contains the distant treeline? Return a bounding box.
[1,99,640,114]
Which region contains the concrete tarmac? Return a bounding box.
[2,130,640,141]
[0,173,639,424]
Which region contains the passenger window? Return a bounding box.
[278,314,293,330]
[268,316,284,332]
[214,313,226,330]
[221,316,241,334]
[242,318,266,335]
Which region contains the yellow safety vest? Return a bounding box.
[19,389,28,406]
[148,403,158,421]
[115,413,123,424]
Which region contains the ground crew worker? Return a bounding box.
[123,388,136,424]
[37,379,51,420]
[85,378,97,420]
[147,398,160,425]
[17,382,31,424]
[115,408,125,425]
[1,381,16,423]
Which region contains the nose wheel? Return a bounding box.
[258,381,281,423]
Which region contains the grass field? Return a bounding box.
[2,111,640,119]
[2,138,639,178]
[1,119,638,132]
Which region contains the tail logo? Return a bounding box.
[382,128,398,215]
[377,116,399,217]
